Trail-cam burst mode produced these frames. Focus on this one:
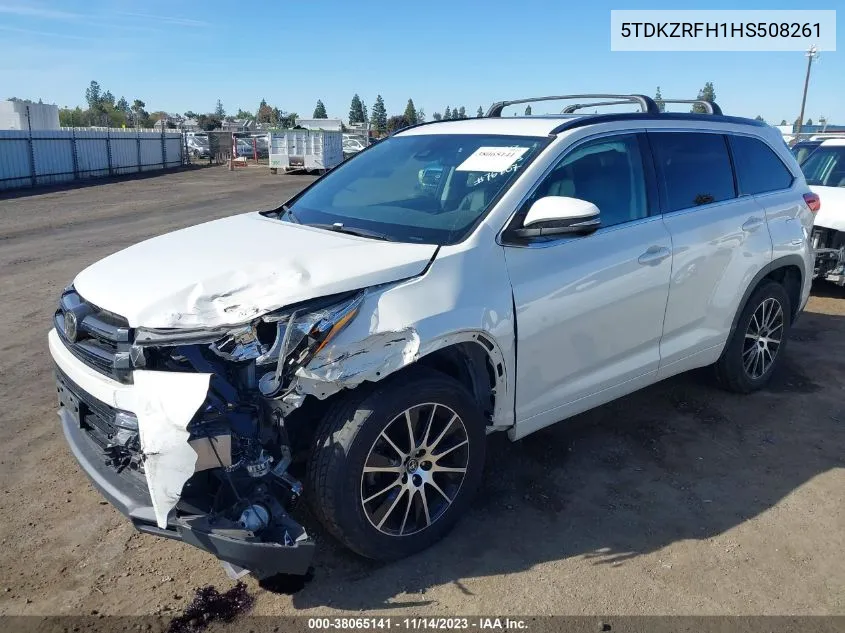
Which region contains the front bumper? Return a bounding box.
[51,329,315,579]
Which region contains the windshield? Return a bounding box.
[282,134,546,244]
[801,146,845,187]
[791,142,820,165]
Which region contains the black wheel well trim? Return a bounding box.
[728,256,806,338]
[415,335,507,430]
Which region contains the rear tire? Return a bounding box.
[306,368,486,560]
[715,281,791,393]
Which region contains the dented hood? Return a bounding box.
[74,212,438,328]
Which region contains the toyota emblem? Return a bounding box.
[64,311,78,343]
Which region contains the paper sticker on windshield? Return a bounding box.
[456,147,529,172]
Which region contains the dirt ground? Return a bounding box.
[0,167,842,617]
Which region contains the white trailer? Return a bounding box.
[269,128,343,174]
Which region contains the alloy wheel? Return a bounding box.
[360,403,470,537]
[742,297,784,379]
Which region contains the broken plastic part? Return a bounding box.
[132,370,212,528]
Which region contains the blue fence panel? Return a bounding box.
[0,129,184,190]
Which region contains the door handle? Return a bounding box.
[638,246,671,266]
[742,217,765,232]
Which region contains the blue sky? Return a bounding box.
[1,1,842,124]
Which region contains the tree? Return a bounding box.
[214,99,225,117]
[348,94,365,124]
[313,99,328,118]
[444,105,452,120]
[370,95,387,134]
[524,105,532,116]
[256,99,275,124]
[754,115,766,123]
[101,91,115,108]
[85,81,102,110]
[692,82,716,113]
[386,114,410,134]
[131,99,148,128]
[457,106,466,119]
[184,110,198,119]
[654,86,665,112]
[115,96,129,113]
[196,114,223,131]
[476,106,483,118]
[780,119,788,126]
[403,99,418,125]
[432,112,442,121]
[417,108,425,123]
[806,118,813,126]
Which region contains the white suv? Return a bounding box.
[49,94,815,580]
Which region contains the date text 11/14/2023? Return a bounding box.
[307,617,529,630]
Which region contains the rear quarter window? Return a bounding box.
[730,135,794,195]
[649,132,736,213]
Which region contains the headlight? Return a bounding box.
[133,291,365,386]
[255,292,365,396]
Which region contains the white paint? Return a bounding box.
[812,186,845,232]
[132,371,211,528]
[73,213,438,328]
[456,146,528,172]
[49,329,213,529]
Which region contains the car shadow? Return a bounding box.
[280,290,845,610]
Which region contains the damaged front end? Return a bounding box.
[54,287,367,579]
[812,226,845,284]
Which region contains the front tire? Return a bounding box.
[715,281,791,393]
[306,368,486,560]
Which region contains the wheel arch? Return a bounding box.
[415,332,509,431]
[728,255,805,339]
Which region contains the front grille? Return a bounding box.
[54,288,133,384]
[55,366,145,482]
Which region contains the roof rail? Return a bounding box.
[659,99,723,115]
[487,94,660,117]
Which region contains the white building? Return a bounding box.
[0,100,60,130]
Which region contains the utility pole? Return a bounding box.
[794,45,819,140]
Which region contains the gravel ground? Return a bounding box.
[0,167,842,617]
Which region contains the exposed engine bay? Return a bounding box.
[812,227,845,284]
[54,287,374,579]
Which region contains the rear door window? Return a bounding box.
[649,132,736,212]
[730,135,794,195]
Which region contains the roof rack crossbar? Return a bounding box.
[659,99,723,116]
[487,94,660,117]
[562,100,639,114]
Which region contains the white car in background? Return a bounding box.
[342,135,367,154]
[804,139,845,282]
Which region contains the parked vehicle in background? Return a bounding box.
[342,136,367,155]
[235,137,255,158]
[187,135,210,159]
[253,135,269,159]
[49,93,814,583]
[791,140,823,165]
[804,139,845,282]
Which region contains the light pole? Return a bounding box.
[794,45,819,140]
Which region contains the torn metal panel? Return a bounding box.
[132,370,212,528]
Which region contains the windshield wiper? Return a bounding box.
[280,204,300,223]
[304,223,392,241]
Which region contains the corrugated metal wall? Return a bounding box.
[0,129,184,190]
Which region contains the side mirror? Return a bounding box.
[514,196,600,238]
